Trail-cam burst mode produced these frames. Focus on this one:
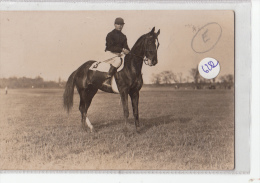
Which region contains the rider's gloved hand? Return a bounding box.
[115,53,123,57]
[122,48,130,54]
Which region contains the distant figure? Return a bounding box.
[5,86,8,94]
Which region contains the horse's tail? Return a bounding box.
[63,70,77,113]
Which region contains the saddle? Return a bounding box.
[88,60,123,93]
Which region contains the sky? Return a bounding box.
[0,10,234,83]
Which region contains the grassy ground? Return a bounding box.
[0,87,234,170]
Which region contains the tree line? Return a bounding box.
[151,68,234,89]
[151,68,233,84]
[0,69,234,89]
[0,76,66,89]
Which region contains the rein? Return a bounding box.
[128,37,160,65]
[102,36,159,66]
[128,52,150,66]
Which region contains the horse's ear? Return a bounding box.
[156,29,160,36]
[150,27,155,34]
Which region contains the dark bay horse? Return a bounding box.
[63,27,160,132]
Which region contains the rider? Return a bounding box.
[105,17,130,71]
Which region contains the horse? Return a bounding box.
[63,27,160,132]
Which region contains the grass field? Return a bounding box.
[0,87,234,170]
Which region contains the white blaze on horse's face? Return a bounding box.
[155,38,159,50]
[144,40,157,66]
[144,28,160,66]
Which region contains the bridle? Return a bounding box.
[103,35,160,65]
[128,36,160,65]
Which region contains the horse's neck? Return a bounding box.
[131,38,145,57]
[124,40,145,75]
[124,53,143,76]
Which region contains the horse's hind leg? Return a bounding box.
[78,86,98,132]
[78,89,88,131]
[84,88,98,132]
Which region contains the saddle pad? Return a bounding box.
[117,58,124,72]
[89,61,111,73]
[111,76,119,94]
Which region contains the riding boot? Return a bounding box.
[102,65,117,87]
[107,65,117,78]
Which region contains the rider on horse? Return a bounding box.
[104,17,130,77]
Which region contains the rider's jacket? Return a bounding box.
[105,29,130,53]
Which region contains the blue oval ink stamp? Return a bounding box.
[198,57,220,79]
[191,22,222,53]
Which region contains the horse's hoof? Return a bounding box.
[122,125,130,132]
[135,123,144,133]
[135,123,141,129]
[135,123,141,128]
[139,122,144,127]
[90,128,95,133]
[82,125,88,132]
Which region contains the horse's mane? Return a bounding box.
[131,34,147,51]
[124,33,147,61]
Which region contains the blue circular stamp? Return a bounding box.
[198,57,220,79]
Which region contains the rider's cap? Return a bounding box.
[114,17,125,25]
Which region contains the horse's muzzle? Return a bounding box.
[152,60,158,66]
[146,59,157,66]
[147,59,153,66]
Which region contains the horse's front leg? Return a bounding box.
[130,91,141,129]
[120,91,129,125]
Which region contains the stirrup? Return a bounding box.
[103,77,112,86]
[107,65,117,78]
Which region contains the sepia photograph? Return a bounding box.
[0,10,234,170]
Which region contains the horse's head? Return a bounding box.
[143,27,160,66]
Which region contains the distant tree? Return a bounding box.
[35,76,44,83]
[219,74,234,83]
[219,76,226,83]
[9,77,18,88]
[177,72,183,83]
[226,74,234,83]
[151,71,178,84]
[218,74,234,89]
[151,73,161,85]
[33,76,44,87]
[160,70,177,84]
[0,76,62,88]
[212,78,216,83]
[199,77,211,84]
[190,68,199,83]
[186,76,191,83]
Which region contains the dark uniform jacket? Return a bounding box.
[105,29,130,53]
